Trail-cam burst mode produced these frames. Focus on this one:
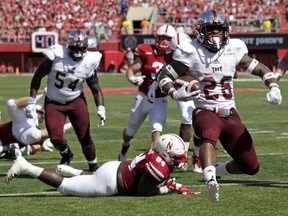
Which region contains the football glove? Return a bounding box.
[97,105,106,127]
[266,84,282,105]
[169,84,201,102]
[177,183,201,195]
[128,75,146,86]
[147,81,158,103]
[42,139,54,152]
[25,97,37,118]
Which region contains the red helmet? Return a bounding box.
[66,29,88,61]
[155,25,176,51]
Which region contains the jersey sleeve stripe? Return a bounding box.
[145,162,164,181]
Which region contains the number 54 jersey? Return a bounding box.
[43,44,102,103]
[121,149,172,195]
[173,38,248,110]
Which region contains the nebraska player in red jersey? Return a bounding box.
[118,24,176,162]
[6,134,200,196]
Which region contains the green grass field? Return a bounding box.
[0,73,287,216]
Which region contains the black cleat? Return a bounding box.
[59,149,74,165]
[88,163,99,172]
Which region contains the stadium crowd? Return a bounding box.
[0,0,286,44]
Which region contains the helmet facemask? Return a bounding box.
[67,30,88,61]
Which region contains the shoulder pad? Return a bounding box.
[43,44,65,61]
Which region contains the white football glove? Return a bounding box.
[128,75,146,86]
[169,83,201,102]
[97,105,106,127]
[266,85,282,105]
[63,123,73,133]
[25,97,37,118]
[147,81,158,103]
[42,139,54,152]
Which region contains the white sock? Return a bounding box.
[193,146,200,157]
[203,165,216,183]
[184,142,190,153]
[0,146,3,153]
[25,163,44,178]
[216,163,229,177]
[88,158,97,164]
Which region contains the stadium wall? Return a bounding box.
[0,34,288,73]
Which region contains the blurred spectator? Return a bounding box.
[262,18,272,33]
[118,47,134,74]
[107,61,116,73]
[120,0,128,15]
[96,22,109,42]
[6,62,14,74]
[140,18,149,34]
[0,61,7,73]
[121,16,133,34]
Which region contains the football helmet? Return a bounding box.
[170,32,192,51]
[155,25,176,51]
[195,10,229,52]
[155,133,187,169]
[67,29,88,61]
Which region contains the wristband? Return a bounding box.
[275,72,282,81]
[268,83,279,89]
[262,72,276,83]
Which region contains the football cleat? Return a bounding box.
[88,163,99,172]
[6,156,30,184]
[59,148,74,165]
[205,178,219,202]
[192,153,202,173]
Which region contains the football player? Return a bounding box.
[25,29,106,172]
[170,32,202,173]
[118,24,176,161]
[0,94,72,158]
[275,51,288,81]
[157,10,282,201]
[6,134,200,197]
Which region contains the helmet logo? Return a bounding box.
[166,141,173,150]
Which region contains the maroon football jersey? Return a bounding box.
[121,149,172,195]
[135,44,173,97]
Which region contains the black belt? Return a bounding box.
[116,162,127,195]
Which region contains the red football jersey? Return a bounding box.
[135,44,173,97]
[121,149,172,195]
[0,121,19,145]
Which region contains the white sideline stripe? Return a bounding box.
[1,152,288,167]
[191,180,288,188]
[0,191,60,197]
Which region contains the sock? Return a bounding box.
[60,147,69,154]
[193,146,200,157]
[122,141,130,147]
[24,162,44,178]
[203,165,216,183]
[184,142,190,153]
[0,146,3,153]
[216,163,229,177]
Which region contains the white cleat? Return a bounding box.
[6,156,29,184]
[63,123,73,132]
[205,179,219,202]
[56,164,82,177]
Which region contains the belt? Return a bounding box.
[116,162,127,195]
[206,107,232,118]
